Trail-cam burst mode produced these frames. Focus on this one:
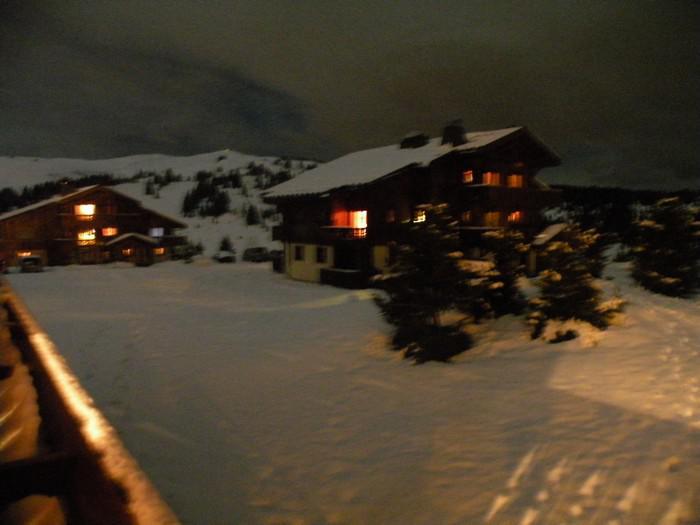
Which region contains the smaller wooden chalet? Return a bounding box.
[0,185,186,266]
[263,123,561,288]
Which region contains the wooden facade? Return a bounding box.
[0,186,186,266]
[265,125,561,287]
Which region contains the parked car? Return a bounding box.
[242,247,270,262]
[213,250,236,263]
[19,256,44,273]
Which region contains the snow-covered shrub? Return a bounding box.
[631,197,700,297]
[528,225,623,341]
[373,204,484,363]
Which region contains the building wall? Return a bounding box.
[285,242,334,283]
[372,245,391,273]
[0,187,185,265]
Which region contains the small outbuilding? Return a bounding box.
[105,233,161,266]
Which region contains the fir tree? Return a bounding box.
[481,229,529,317]
[528,225,620,340]
[246,204,260,225]
[631,197,700,297]
[219,236,233,252]
[374,204,483,363]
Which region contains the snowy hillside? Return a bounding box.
[0,150,279,189]
[0,150,317,255]
[7,261,700,525]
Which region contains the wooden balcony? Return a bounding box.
[272,224,368,243]
[459,185,561,210]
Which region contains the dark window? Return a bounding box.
[294,245,305,261]
[316,246,327,263]
[386,209,396,223]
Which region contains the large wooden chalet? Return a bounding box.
[0,185,186,266]
[264,123,561,288]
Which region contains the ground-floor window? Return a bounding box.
[294,245,305,261]
[316,246,327,263]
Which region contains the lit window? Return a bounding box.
[482,172,501,185]
[102,227,118,237]
[154,247,165,255]
[17,251,32,257]
[74,204,95,219]
[462,170,474,183]
[122,248,133,256]
[294,245,304,261]
[507,174,524,188]
[316,246,327,263]
[507,211,523,223]
[349,210,367,229]
[77,229,96,245]
[483,211,501,227]
[461,210,472,223]
[149,227,164,237]
[413,209,426,223]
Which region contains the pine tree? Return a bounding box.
[246,205,260,225]
[374,204,483,363]
[219,236,233,252]
[528,225,619,340]
[481,229,529,316]
[631,197,700,297]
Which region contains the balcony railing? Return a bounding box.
[320,226,367,240]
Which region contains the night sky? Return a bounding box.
[1,1,698,189]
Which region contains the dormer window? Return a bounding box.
[462,170,474,183]
[74,204,95,219]
[507,174,524,188]
[482,172,501,185]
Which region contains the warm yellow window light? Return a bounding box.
[483,172,501,185]
[507,174,524,188]
[462,170,474,183]
[507,211,523,223]
[154,247,165,255]
[102,227,118,236]
[413,209,426,223]
[74,204,96,216]
[77,229,96,245]
[350,210,367,229]
[17,251,32,257]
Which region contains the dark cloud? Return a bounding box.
[1,1,698,188]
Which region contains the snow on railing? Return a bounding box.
[0,280,180,525]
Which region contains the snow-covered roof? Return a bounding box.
[264,127,522,199]
[0,184,186,228]
[105,233,158,246]
[0,185,99,221]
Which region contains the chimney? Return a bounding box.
[441,119,467,146]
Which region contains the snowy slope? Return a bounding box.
[7,261,700,525]
[0,150,275,190]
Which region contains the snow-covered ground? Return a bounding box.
[7,260,700,524]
